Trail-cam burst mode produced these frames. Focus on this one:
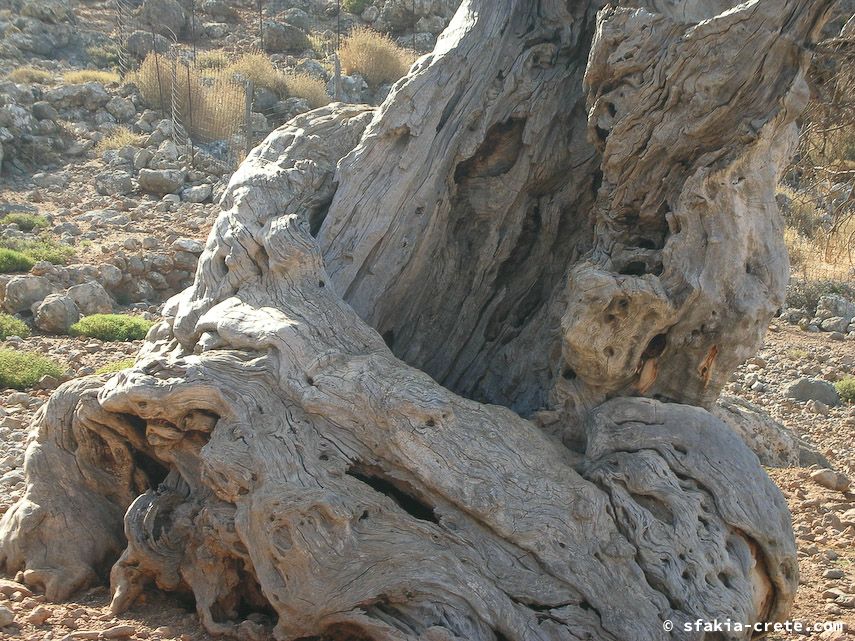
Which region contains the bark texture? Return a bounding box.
[0,1,832,640]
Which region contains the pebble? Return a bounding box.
[810,469,852,492]
[0,604,13,627]
[25,605,52,624]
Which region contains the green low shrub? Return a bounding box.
[95,358,136,374]
[70,314,154,341]
[0,213,48,231]
[0,349,64,390]
[835,376,855,403]
[342,0,371,14]
[0,314,30,340]
[0,237,75,265]
[0,248,35,273]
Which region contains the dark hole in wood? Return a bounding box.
[382,329,395,349]
[643,334,667,359]
[133,450,169,488]
[591,169,603,196]
[562,367,577,380]
[347,468,438,524]
[619,261,647,276]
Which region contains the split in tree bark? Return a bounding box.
[0,1,833,640]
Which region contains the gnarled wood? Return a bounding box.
[0,1,832,640]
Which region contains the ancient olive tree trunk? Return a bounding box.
[0,1,832,640]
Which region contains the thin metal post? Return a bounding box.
[185,63,195,166]
[245,80,254,156]
[257,0,264,51]
[334,0,341,100]
[190,0,196,62]
[152,27,165,114]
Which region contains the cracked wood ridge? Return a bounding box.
[0,1,833,640]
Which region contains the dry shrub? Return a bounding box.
[340,27,416,88]
[284,72,330,108]
[225,52,288,96]
[197,50,229,71]
[63,69,120,84]
[192,74,246,140]
[8,66,54,84]
[784,227,815,273]
[132,54,244,141]
[97,127,145,151]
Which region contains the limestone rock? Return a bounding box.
[785,378,840,406]
[137,168,186,194]
[3,275,53,314]
[262,21,311,53]
[34,294,79,334]
[810,469,851,493]
[67,282,114,316]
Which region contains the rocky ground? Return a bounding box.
[726,324,855,640]
[0,0,854,640]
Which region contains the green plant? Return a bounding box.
[0,314,30,340]
[97,127,145,152]
[86,44,120,69]
[95,358,136,374]
[340,27,416,88]
[0,237,75,265]
[0,248,35,273]
[835,376,855,403]
[786,279,855,315]
[63,69,120,84]
[0,349,64,390]
[70,314,154,341]
[342,0,371,14]
[0,212,48,232]
[785,348,809,360]
[8,66,54,84]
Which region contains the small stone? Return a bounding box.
[99,624,137,638]
[25,605,51,625]
[137,168,186,195]
[0,604,14,626]
[35,374,61,391]
[824,569,845,579]
[785,377,840,406]
[810,469,851,492]
[807,399,830,416]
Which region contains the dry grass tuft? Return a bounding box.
[132,54,244,141]
[97,127,145,151]
[63,69,121,84]
[340,27,416,88]
[197,50,230,71]
[8,66,54,84]
[283,72,330,108]
[225,52,288,96]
